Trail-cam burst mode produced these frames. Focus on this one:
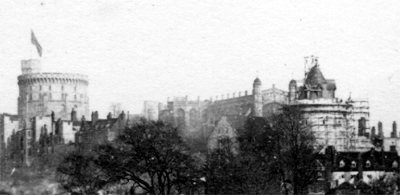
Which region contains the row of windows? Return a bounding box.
[30,85,78,92]
[28,93,85,101]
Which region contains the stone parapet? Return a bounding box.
[18,72,88,86]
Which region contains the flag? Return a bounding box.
[31,30,42,57]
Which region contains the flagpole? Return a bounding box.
[30,30,33,59]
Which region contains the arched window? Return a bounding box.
[339,160,345,168]
[366,160,371,168]
[189,109,199,128]
[351,161,357,168]
[393,161,398,168]
[358,117,366,136]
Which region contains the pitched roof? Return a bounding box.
[305,65,326,85]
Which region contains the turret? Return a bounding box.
[252,78,262,117]
[393,121,397,138]
[378,121,383,137]
[289,79,297,103]
[21,59,41,75]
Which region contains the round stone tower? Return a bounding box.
[17,59,89,125]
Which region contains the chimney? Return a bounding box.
[378,121,383,137]
[119,111,126,120]
[71,109,77,122]
[371,126,376,137]
[51,111,55,122]
[107,112,112,120]
[92,111,99,125]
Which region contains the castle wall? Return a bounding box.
[0,114,19,146]
[293,98,372,151]
[206,95,254,129]
[61,121,74,143]
[31,116,52,142]
[143,101,159,121]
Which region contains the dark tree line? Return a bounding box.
[57,105,320,195]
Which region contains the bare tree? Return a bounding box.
[272,105,320,195]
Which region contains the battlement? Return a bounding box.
[21,59,41,74]
[211,90,251,102]
[18,72,89,85]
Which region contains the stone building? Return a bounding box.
[142,101,160,121]
[17,59,89,126]
[6,109,82,167]
[155,56,375,153]
[157,80,287,134]
[0,114,19,180]
[288,56,372,152]
[380,121,400,154]
[207,116,237,152]
[75,111,128,151]
[310,146,399,194]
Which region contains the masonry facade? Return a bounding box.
[288,56,372,152]
[17,59,89,126]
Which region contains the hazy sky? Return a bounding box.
[0,0,399,135]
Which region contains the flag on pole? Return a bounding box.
[31,30,42,57]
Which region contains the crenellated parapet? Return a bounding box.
[18,72,88,86]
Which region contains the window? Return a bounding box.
[393,161,398,168]
[74,95,77,100]
[339,160,345,168]
[61,85,64,91]
[74,86,77,92]
[351,161,357,168]
[39,85,42,90]
[366,160,371,168]
[49,85,51,90]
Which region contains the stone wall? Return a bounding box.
[17,60,89,125]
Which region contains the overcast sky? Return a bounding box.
[0,0,399,135]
